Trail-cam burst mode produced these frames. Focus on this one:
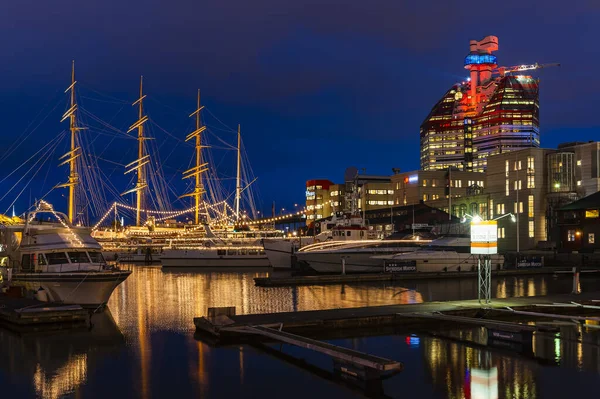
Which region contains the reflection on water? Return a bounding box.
[33,354,87,399]
[108,266,597,335]
[0,310,124,399]
[1,267,600,398]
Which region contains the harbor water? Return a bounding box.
[2,266,600,398]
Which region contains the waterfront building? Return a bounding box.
[420,36,547,172]
[557,191,600,252]
[305,173,393,224]
[391,169,486,211]
[305,179,333,222]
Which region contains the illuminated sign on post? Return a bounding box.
[408,175,418,183]
[470,220,497,254]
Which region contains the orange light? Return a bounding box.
[403,177,409,184]
[576,231,582,237]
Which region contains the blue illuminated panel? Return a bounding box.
[464,54,497,66]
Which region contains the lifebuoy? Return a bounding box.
[204,241,211,248]
[315,222,320,227]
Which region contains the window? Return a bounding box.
[527,175,535,189]
[217,249,226,256]
[330,191,339,197]
[528,195,534,218]
[527,156,535,172]
[505,179,509,196]
[387,201,394,205]
[46,252,70,265]
[505,160,509,177]
[489,199,494,219]
[432,179,437,187]
[514,180,522,190]
[577,180,582,186]
[589,233,595,244]
[577,159,582,166]
[227,249,238,256]
[88,252,105,263]
[568,230,576,242]
[387,190,394,194]
[423,179,428,187]
[38,253,47,266]
[514,202,523,214]
[497,203,505,215]
[498,227,505,239]
[423,194,428,201]
[529,221,535,238]
[585,210,599,218]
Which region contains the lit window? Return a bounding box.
[577,180,582,186]
[589,233,595,244]
[568,230,576,242]
[423,194,428,201]
[585,210,599,218]
[490,199,494,219]
[423,179,428,187]
[505,160,509,177]
[577,160,582,166]
[498,227,505,239]
[529,221,534,238]
[527,156,535,172]
[505,179,509,196]
[527,175,535,189]
[528,195,534,218]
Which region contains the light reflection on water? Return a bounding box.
[107,266,569,335]
[1,268,600,398]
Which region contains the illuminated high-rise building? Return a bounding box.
[420,36,549,172]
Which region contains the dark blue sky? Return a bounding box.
[0,1,598,218]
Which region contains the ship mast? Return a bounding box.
[58,60,82,224]
[235,124,241,221]
[181,89,208,225]
[122,76,150,226]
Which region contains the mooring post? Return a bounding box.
[572,266,580,294]
[341,257,346,275]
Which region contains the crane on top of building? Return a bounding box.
[497,62,560,77]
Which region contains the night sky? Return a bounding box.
[1,1,598,219]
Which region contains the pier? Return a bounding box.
[0,296,89,332]
[195,292,600,339]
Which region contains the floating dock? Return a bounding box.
[195,292,600,338]
[255,267,600,287]
[0,296,90,332]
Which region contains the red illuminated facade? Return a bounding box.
[420,36,541,172]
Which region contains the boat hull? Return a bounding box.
[296,252,388,273]
[263,240,294,269]
[161,250,271,268]
[11,270,131,308]
[382,252,505,273]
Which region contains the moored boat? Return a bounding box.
[0,202,131,309]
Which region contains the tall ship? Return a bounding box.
[0,63,293,275]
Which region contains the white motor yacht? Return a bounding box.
[296,235,429,273]
[161,224,276,268]
[0,203,131,309]
[373,236,505,273]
